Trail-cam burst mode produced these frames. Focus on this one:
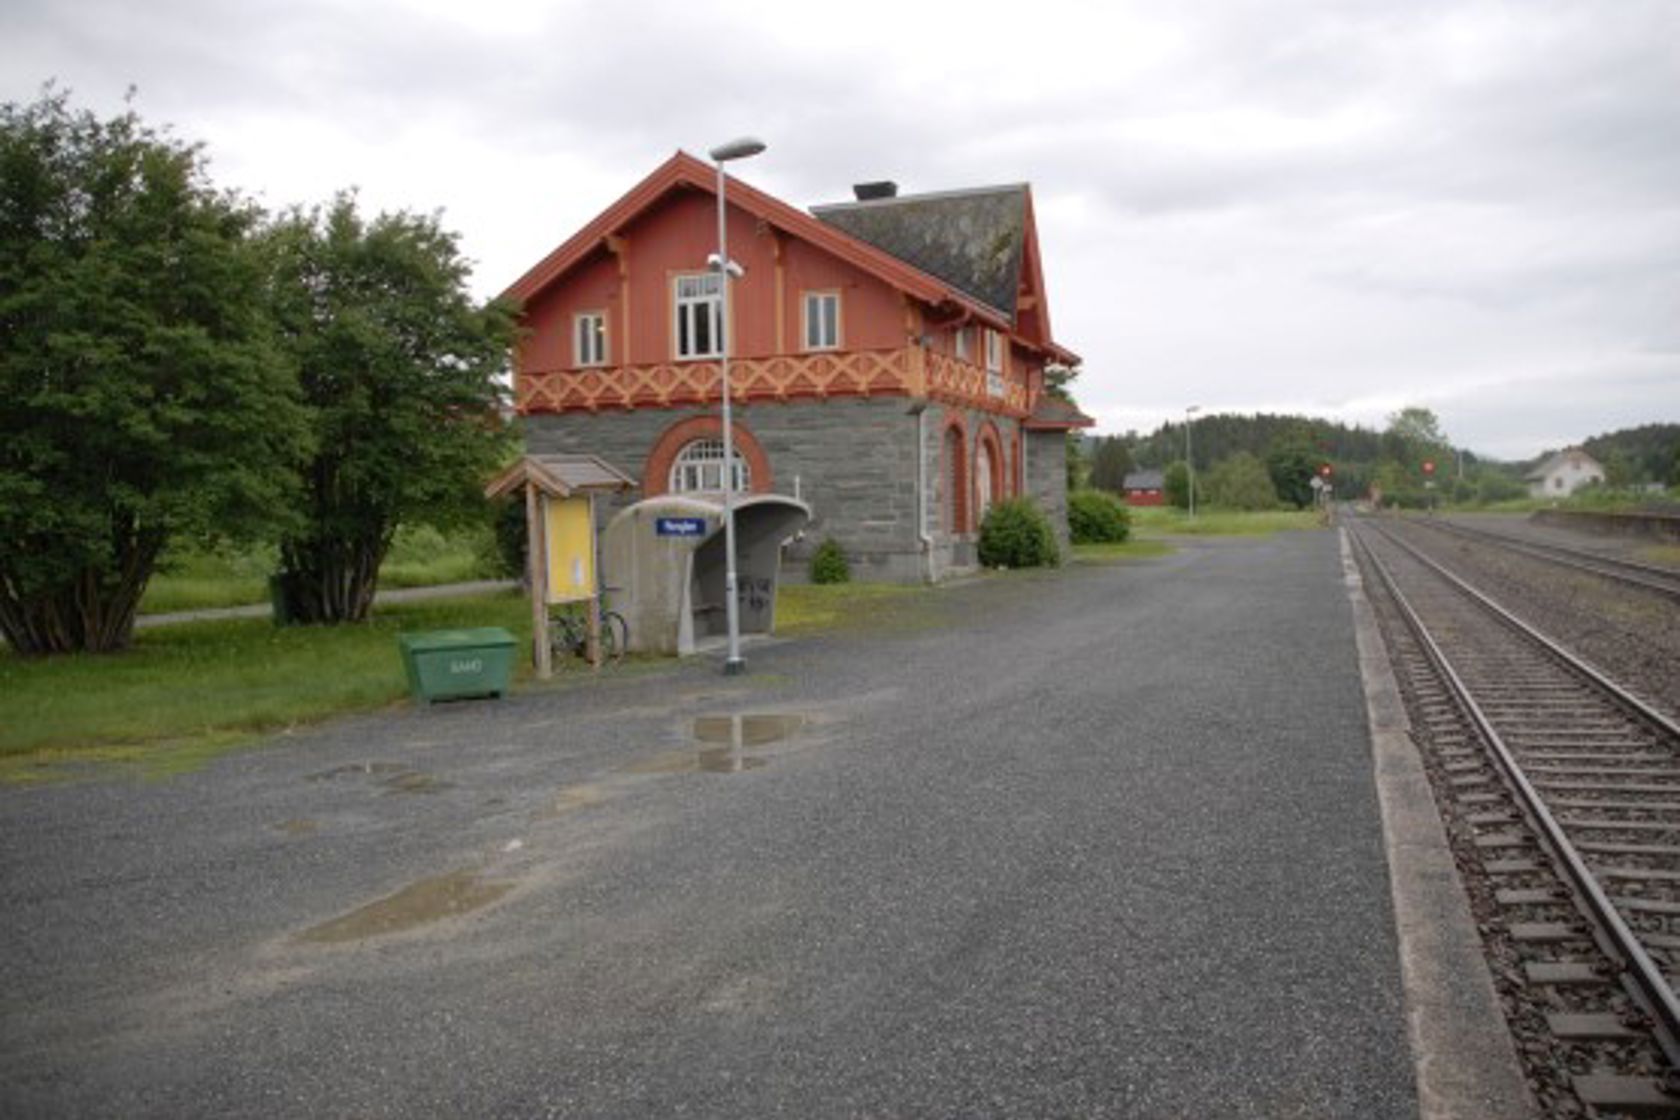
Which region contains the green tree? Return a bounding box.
[1265,428,1319,509]
[1087,436,1134,493]
[0,89,304,654]
[264,195,517,623]
[1163,460,1196,510]
[1204,452,1279,510]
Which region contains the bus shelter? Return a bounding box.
[601,494,811,656]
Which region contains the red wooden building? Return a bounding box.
[505,152,1090,581]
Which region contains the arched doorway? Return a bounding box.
[975,424,1004,524]
[944,421,969,534]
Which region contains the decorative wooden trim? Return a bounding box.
[606,234,631,366]
[518,347,916,414]
[924,350,1028,416]
[771,231,785,355]
[516,347,1029,418]
[642,416,773,498]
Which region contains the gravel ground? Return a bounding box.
[0,533,1415,1119]
[1387,515,1680,722]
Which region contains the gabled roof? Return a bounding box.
[1523,447,1604,481]
[484,454,636,500]
[811,186,1027,319]
[1022,395,1094,431]
[501,151,1079,364]
[1123,470,1165,490]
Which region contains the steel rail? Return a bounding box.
[1351,521,1680,1063]
[1375,520,1680,742]
[1413,516,1680,601]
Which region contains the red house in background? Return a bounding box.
[1122,470,1166,507]
[504,151,1091,581]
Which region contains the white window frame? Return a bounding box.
[954,325,971,362]
[803,291,840,351]
[984,328,1003,373]
[668,438,750,494]
[574,311,607,367]
[673,272,724,360]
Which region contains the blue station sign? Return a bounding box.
[655,517,708,538]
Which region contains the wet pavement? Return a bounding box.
[0,533,1417,1118]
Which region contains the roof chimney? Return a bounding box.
[853,180,898,201]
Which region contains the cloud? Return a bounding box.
[2,0,1676,459]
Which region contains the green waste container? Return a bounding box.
[398,628,516,703]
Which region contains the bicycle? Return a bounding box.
[546,593,628,667]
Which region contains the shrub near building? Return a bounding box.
[1068,490,1132,543]
[978,499,1060,569]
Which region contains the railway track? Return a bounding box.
[1352,517,1680,1117]
[1408,516,1680,602]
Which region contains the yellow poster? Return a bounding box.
[544,495,595,604]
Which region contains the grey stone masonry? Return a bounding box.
[524,397,1068,583]
[1028,429,1071,555]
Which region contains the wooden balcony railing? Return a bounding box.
[518,346,1030,417]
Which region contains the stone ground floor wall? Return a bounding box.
[523,397,1069,583]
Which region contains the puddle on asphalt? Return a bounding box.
[304,761,450,795]
[620,713,807,776]
[297,869,513,944]
[307,761,408,781]
[625,749,770,775]
[382,771,450,795]
[692,714,805,746]
[274,818,319,836]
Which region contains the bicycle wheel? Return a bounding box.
[550,613,586,662]
[600,611,628,665]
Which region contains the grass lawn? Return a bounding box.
[775,582,931,635]
[1,592,531,784]
[3,581,948,784]
[1128,506,1323,537]
[140,524,501,615]
[1071,539,1176,563]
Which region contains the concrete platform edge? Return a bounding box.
[1340,529,1539,1120]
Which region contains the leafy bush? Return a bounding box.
[810,537,851,584]
[978,498,1059,569]
[1203,452,1280,510]
[1068,489,1132,544]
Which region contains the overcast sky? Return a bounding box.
[5,0,1676,459]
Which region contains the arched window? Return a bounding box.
[669,438,750,494]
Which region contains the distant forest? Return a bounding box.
[1076,413,1679,509]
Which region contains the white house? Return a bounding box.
[1525,447,1606,498]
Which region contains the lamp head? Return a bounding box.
[709,137,767,162]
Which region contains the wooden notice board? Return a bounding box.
[543,494,596,605]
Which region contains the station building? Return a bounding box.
[504,152,1091,582]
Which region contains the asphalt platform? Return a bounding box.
[3,531,1438,1117]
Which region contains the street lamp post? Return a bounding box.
[709,136,766,676]
[1186,405,1201,521]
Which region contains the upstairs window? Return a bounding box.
[984,330,1005,396]
[674,273,724,360]
[803,291,840,350]
[954,325,971,362]
[574,312,607,367]
[669,438,750,494]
